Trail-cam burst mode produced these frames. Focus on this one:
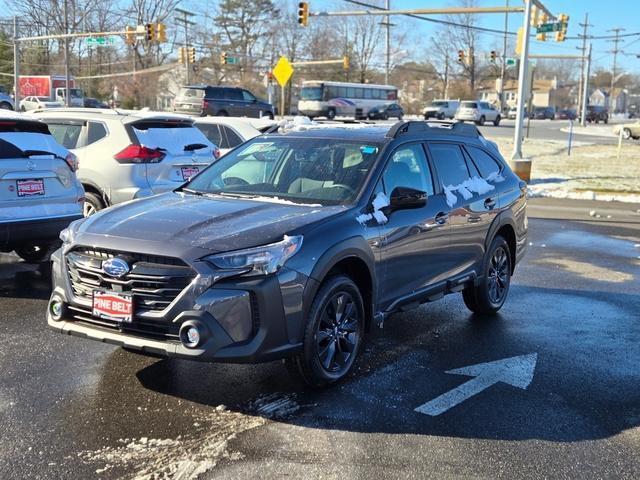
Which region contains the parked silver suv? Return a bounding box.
[31,109,220,215]
[0,113,83,262]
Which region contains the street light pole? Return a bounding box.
[64,0,71,106]
[498,0,509,113]
[175,8,196,85]
[385,0,390,84]
[13,17,19,106]
[580,43,592,127]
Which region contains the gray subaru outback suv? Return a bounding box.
[47,121,527,386]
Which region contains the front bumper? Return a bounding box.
[47,246,309,363]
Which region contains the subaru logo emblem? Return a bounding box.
[26,160,36,171]
[103,258,130,278]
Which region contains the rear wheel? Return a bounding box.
[478,116,486,126]
[83,191,105,217]
[326,108,336,120]
[15,243,58,263]
[493,115,501,126]
[463,235,511,315]
[0,102,13,110]
[217,110,229,117]
[622,128,632,139]
[286,275,365,387]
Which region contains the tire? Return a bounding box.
[217,110,229,117]
[604,117,608,124]
[622,128,632,140]
[286,275,365,387]
[493,115,501,126]
[478,116,486,126]
[326,108,336,120]
[382,113,388,120]
[20,106,26,112]
[15,243,58,263]
[83,191,105,217]
[463,235,511,315]
[0,102,13,110]
[438,112,445,120]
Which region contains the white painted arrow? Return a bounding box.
[415,353,538,416]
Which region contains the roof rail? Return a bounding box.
[386,120,480,139]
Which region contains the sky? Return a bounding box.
[385,0,640,73]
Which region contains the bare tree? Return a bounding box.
[346,13,383,83]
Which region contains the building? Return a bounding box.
[478,77,578,110]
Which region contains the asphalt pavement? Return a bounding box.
[1,197,639,479]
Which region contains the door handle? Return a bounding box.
[484,198,496,209]
[435,212,449,225]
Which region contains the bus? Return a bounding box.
[298,80,398,120]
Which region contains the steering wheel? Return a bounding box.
[328,184,356,196]
[222,176,249,187]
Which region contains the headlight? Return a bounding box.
[205,235,303,277]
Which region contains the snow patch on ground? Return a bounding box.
[78,407,266,480]
[527,185,640,203]
[357,192,389,225]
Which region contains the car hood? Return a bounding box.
[76,192,347,255]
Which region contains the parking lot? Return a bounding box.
[1,197,639,479]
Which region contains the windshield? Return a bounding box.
[178,87,205,99]
[300,87,323,101]
[185,137,382,205]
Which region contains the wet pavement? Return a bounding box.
[1,197,639,480]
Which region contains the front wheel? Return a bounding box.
[493,115,501,126]
[622,128,632,140]
[463,235,511,315]
[326,108,336,120]
[83,191,105,217]
[286,275,365,387]
[478,116,486,126]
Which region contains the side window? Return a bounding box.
[224,88,242,101]
[46,122,83,149]
[347,87,356,98]
[196,123,226,148]
[428,143,470,187]
[206,87,222,99]
[466,146,502,178]
[87,122,107,145]
[242,90,256,102]
[220,126,243,148]
[382,144,434,196]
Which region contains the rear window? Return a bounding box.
[47,123,83,149]
[178,88,205,99]
[461,102,477,108]
[131,121,215,154]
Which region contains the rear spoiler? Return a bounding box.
[0,118,50,135]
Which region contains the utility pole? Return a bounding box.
[607,27,624,114]
[64,0,71,106]
[175,8,196,85]
[580,43,592,127]
[498,0,509,113]
[443,55,449,99]
[511,0,533,160]
[577,13,592,121]
[385,0,390,84]
[13,17,19,106]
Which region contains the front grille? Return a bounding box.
[66,247,195,316]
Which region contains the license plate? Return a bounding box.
[92,290,133,323]
[180,166,200,180]
[16,178,45,197]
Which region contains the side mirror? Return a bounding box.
[389,186,427,210]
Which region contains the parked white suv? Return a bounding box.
[31,109,220,215]
[423,100,459,120]
[0,113,83,262]
[455,101,501,126]
[194,116,276,156]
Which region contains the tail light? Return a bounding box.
[213,147,221,159]
[114,145,165,164]
[65,152,79,171]
[203,99,209,111]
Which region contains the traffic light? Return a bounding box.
[490,50,497,63]
[145,23,155,42]
[530,5,538,26]
[555,14,569,42]
[156,23,166,43]
[343,55,349,70]
[125,26,136,46]
[457,49,464,63]
[298,2,309,27]
[220,51,227,65]
[515,27,524,55]
[188,47,196,63]
[536,14,547,41]
[178,47,185,64]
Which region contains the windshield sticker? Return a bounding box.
[241,142,275,155]
[360,146,378,155]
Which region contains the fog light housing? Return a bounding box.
[179,321,208,349]
[49,297,64,321]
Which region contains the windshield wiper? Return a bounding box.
[208,191,259,199]
[184,143,208,151]
[178,187,205,196]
